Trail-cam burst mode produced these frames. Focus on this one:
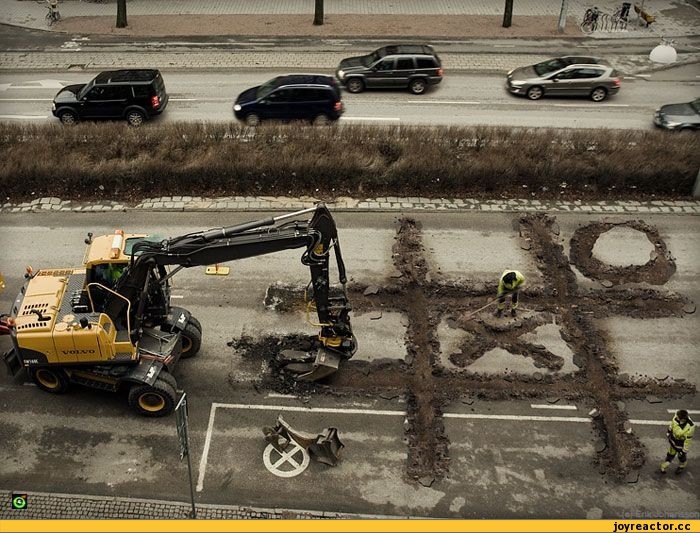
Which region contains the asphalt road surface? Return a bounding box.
[0,70,698,129]
[0,210,698,518]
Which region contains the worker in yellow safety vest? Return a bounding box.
[495,270,525,318]
[660,409,694,474]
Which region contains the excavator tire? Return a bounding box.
[128,379,177,417]
[30,367,70,393]
[180,322,202,359]
[188,315,202,334]
[157,370,178,391]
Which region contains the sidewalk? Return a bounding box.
[3,0,699,39]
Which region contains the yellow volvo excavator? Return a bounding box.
[0,204,356,416]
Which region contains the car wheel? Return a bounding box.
[246,113,261,126]
[346,78,365,94]
[58,109,78,125]
[126,109,146,127]
[409,79,427,95]
[526,86,544,100]
[590,87,608,102]
[313,114,331,126]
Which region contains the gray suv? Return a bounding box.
[336,45,442,95]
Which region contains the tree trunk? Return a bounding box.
[117,0,127,28]
[313,0,324,26]
[502,0,513,28]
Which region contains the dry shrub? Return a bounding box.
[0,122,697,202]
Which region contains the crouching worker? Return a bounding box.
[495,270,525,318]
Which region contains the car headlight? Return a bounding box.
[509,80,524,86]
[233,104,241,112]
[51,103,56,111]
[337,69,345,80]
[663,121,682,128]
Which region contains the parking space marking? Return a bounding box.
[530,404,577,410]
[194,401,672,492]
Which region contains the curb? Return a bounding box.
[2,197,699,216]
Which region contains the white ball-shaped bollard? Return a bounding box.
[649,43,677,64]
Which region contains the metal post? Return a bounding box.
[693,168,700,199]
[558,0,569,33]
[176,393,197,519]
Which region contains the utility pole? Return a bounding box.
[116,0,127,28]
[558,0,569,33]
[502,0,514,28]
[314,0,324,25]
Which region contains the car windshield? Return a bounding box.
[533,58,565,77]
[363,51,381,66]
[256,77,282,99]
[78,79,95,99]
[692,99,700,114]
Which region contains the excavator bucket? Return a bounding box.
[308,428,344,466]
[263,415,318,451]
[296,348,341,382]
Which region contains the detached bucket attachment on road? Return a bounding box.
[308,428,344,466]
[262,415,344,466]
[278,347,341,382]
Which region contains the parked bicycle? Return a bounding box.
[611,2,631,29]
[45,0,60,27]
[580,6,600,34]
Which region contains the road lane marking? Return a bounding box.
[0,98,53,101]
[195,402,673,492]
[530,404,577,410]
[551,103,630,108]
[266,393,297,399]
[170,295,184,299]
[341,117,400,122]
[0,115,48,119]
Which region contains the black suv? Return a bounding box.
[52,69,168,126]
[233,74,344,126]
[336,45,442,95]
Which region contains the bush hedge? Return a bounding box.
[1,122,697,202]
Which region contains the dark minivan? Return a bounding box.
[52,69,168,126]
[233,74,344,126]
[336,44,442,94]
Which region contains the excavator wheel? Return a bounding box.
[157,370,178,391]
[180,322,202,359]
[30,367,70,394]
[187,315,202,334]
[128,379,177,417]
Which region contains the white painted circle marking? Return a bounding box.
[263,442,310,478]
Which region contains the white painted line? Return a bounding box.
[196,403,218,492]
[266,393,297,399]
[445,413,590,422]
[530,404,578,410]
[0,115,48,119]
[551,104,630,108]
[401,100,480,105]
[216,402,406,416]
[341,117,400,122]
[636,74,652,78]
[169,98,199,101]
[494,44,516,48]
[629,419,674,426]
[0,98,53,101]
[666,409,700,414]
[170,295,184,299]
